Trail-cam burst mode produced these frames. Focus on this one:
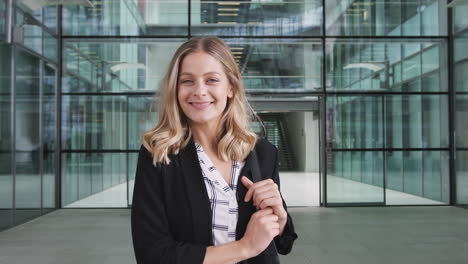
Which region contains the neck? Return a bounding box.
[190,121,223,153]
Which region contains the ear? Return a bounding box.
[227,86,234,98]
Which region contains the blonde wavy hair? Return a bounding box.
[142,36,258,165]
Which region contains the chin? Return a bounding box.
[187,115,222,126]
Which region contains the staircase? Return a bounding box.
[258,113,295,171]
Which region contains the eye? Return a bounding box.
[181,79,192,84]
[207,78,219,83]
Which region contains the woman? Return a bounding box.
[131,36,298,264]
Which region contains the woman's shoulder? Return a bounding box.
[138,144,178,168]
[254,137,278,153]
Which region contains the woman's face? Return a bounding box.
[177,51,233,128]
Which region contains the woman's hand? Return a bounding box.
[241,176,288,233]
[239,207,280,258]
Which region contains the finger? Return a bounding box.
[253,185,278,206]
[240,176,253,189]
[268,222,280,230]
[254,191,278,209]
[244,179,274,202]
[262,214,279,222]
[258,197,283,210]
[253,207,274,217]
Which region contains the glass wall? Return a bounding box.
[57,0,456,208]
[0,44,13,230]
[324,3,449,205]
[2,0,461,215]
[61,38,322,207]
[0,1,58,231]
[454,5,468,204]
[326,0,447,36]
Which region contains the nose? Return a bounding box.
[193,80,207,97]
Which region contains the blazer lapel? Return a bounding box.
[179,137,213,245]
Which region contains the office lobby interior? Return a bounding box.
[1,0,468,263]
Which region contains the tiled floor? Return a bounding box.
[1,206,468,264]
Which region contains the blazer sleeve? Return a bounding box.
[271,146,298,255]
[131,146,207,264]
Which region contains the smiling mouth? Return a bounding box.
[189,102,213,106]
[189,102,213,110]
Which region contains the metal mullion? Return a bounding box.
[61,91,327,96]
[321,0,327,206]
[6,0,13,43]
[328,203,448,207]
[10,43,16,227]
[325,35,447,40]
[330,148,449,152]
[327,202,385,207]
[188,0,191,37]
[126,96,130,208]
[39,59,44,214]
[62,35,196,39]
[62,149,139,153]
[56,4,62,209]
[448,2,456,205]
[60,36,449,40]
[325,91,449,96]
[62,92,159,96]
[382,95,386,205]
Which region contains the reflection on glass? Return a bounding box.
[327,96,383,149]
[0,44,12,230]
[15,49,41,224]
[43,6,58,33]
[456,151,468,204]
[63,0,188,36]
[0,1,5,38]
[128,152,138,207]
[16,9,43,55]
[62,40,184,93]
[327,151,384,204]
[456,95,468,148]
[326,0,447,36]
[453,5,468,34]
[326,39,448,92]
[386,151,449,205]
[328,95,448,149]
[62,96,128,150]
[62,152,127,208]
[226,39,322,92]
[63,39,322,93]
[385,95,448,149]
[454,32,468,92]
[191,0,322,36]
[43,65,56,210]
[16,1,58,33]
[128,97,158,150]
[43,30,57,61]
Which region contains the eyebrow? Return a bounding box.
[179,72,221,77]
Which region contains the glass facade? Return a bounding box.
[0,0,467,229]
[0,1,58,230]
[454,5,468,204]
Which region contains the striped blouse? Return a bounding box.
[195,143,245,246]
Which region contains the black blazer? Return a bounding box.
[131,136,298,263]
